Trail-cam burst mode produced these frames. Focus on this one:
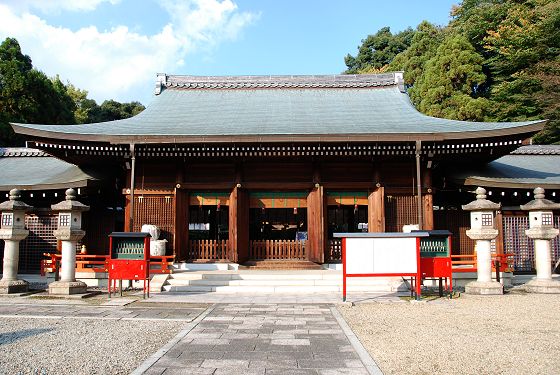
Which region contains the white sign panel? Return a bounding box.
[346,237,418,274]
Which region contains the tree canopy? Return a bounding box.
[345,0,560,143]
[0,37,145,146]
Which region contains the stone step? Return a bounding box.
[162,283,408,293]
[165,276,404,287]
[241,260,324,270]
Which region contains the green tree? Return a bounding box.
[388,21,444,86]
[87,100,145,123]
[408,33,490,121]
[451,0,560,143]
[344,27,415,74]
[0,38,75,146]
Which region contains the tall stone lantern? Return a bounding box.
[0,189,32,294]
[462,187,503,295]
[48,188,89,295]
[520,187,560,293]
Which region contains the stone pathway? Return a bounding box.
[135,303,382,375]
[0,301,206,321]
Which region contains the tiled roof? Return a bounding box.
[510,145,560,155]
[163,73,399,90]
[0,148,97,190]
[12,72,545,143]
[454,146,560,189]
[0,147,48,157]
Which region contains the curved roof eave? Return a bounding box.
[10,120,547,145]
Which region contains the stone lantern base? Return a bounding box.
[48,280,88,295]
[0,279,29,294]
[465,280,503,295]
[525,278,560,294]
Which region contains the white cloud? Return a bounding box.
[0,0,258,103]
[1,0,121,14]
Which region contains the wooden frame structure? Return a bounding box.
[11,73,546,266]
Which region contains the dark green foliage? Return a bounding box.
[0,37,145,146]
[345,1,560,142]
[409,33,489,121]
[0,38,76,146]
[388,21,444,86]
[344,27,415,74]
[87,100,145,123]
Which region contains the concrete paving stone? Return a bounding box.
[191,338,230,345]
[264,369,319,375]
[153,356,202,368]
[214,369,265,375]
[187,332,223,339]
[267,351,315,360]
[275,320,307,325]
[222,332,258,339]
[258,333,295,339]
[343,359,365,368]
[271,338,310,346]
[255,343,313,352]
[200,359,250,368]
[312,352,359,360]
[298,358,356,369]
[140,366,166,375]
[249,359,298,369]
[160,368,215,375]
[317,369,369,375]
[178,351,224,360]
[220,351,269,360]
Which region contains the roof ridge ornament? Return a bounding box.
[154,73,167,95]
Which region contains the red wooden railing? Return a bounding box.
[249,240,306,260]
[41,253,174,276]
[187,240,230,261]
[451,253,515,273]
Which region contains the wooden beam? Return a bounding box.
[495,210,504,254]
[307,185,325,263]
[423,194,434,230]
[174,188,189,261]
[422,168,434,230]
[368,187,385,232]
[229,186,249,263]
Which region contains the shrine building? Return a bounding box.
[11,72,546,266]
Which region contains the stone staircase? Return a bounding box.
[154,270,410,293]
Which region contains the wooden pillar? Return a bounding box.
[495,210,504,254]
[229,185,249,263]
[307,185,325,263]
[368,186,385,232]
[422,169,434,230]
[174,188,189,261]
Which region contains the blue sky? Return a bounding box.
[0,0,458,104]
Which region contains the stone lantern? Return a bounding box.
[48,188,89,295]
[520,187,560,293]
[462,187,503,295]
[0,189,32,293]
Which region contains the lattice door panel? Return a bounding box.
[133,195,175,251]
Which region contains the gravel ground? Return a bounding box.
[338,293,560,375]
[0,318,183,375]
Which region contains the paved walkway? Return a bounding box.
[0,300,207,321]
[134,303,382,375]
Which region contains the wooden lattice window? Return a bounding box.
[1,213,13,226]
[542,213,553,226]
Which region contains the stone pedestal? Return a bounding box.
[520,187,560,294]
[0,189,32,294]
[48,189,89,295]
[48,239,87,295]
[0,239,29,293]
[464,240,503,295]
[462,187,503,295]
